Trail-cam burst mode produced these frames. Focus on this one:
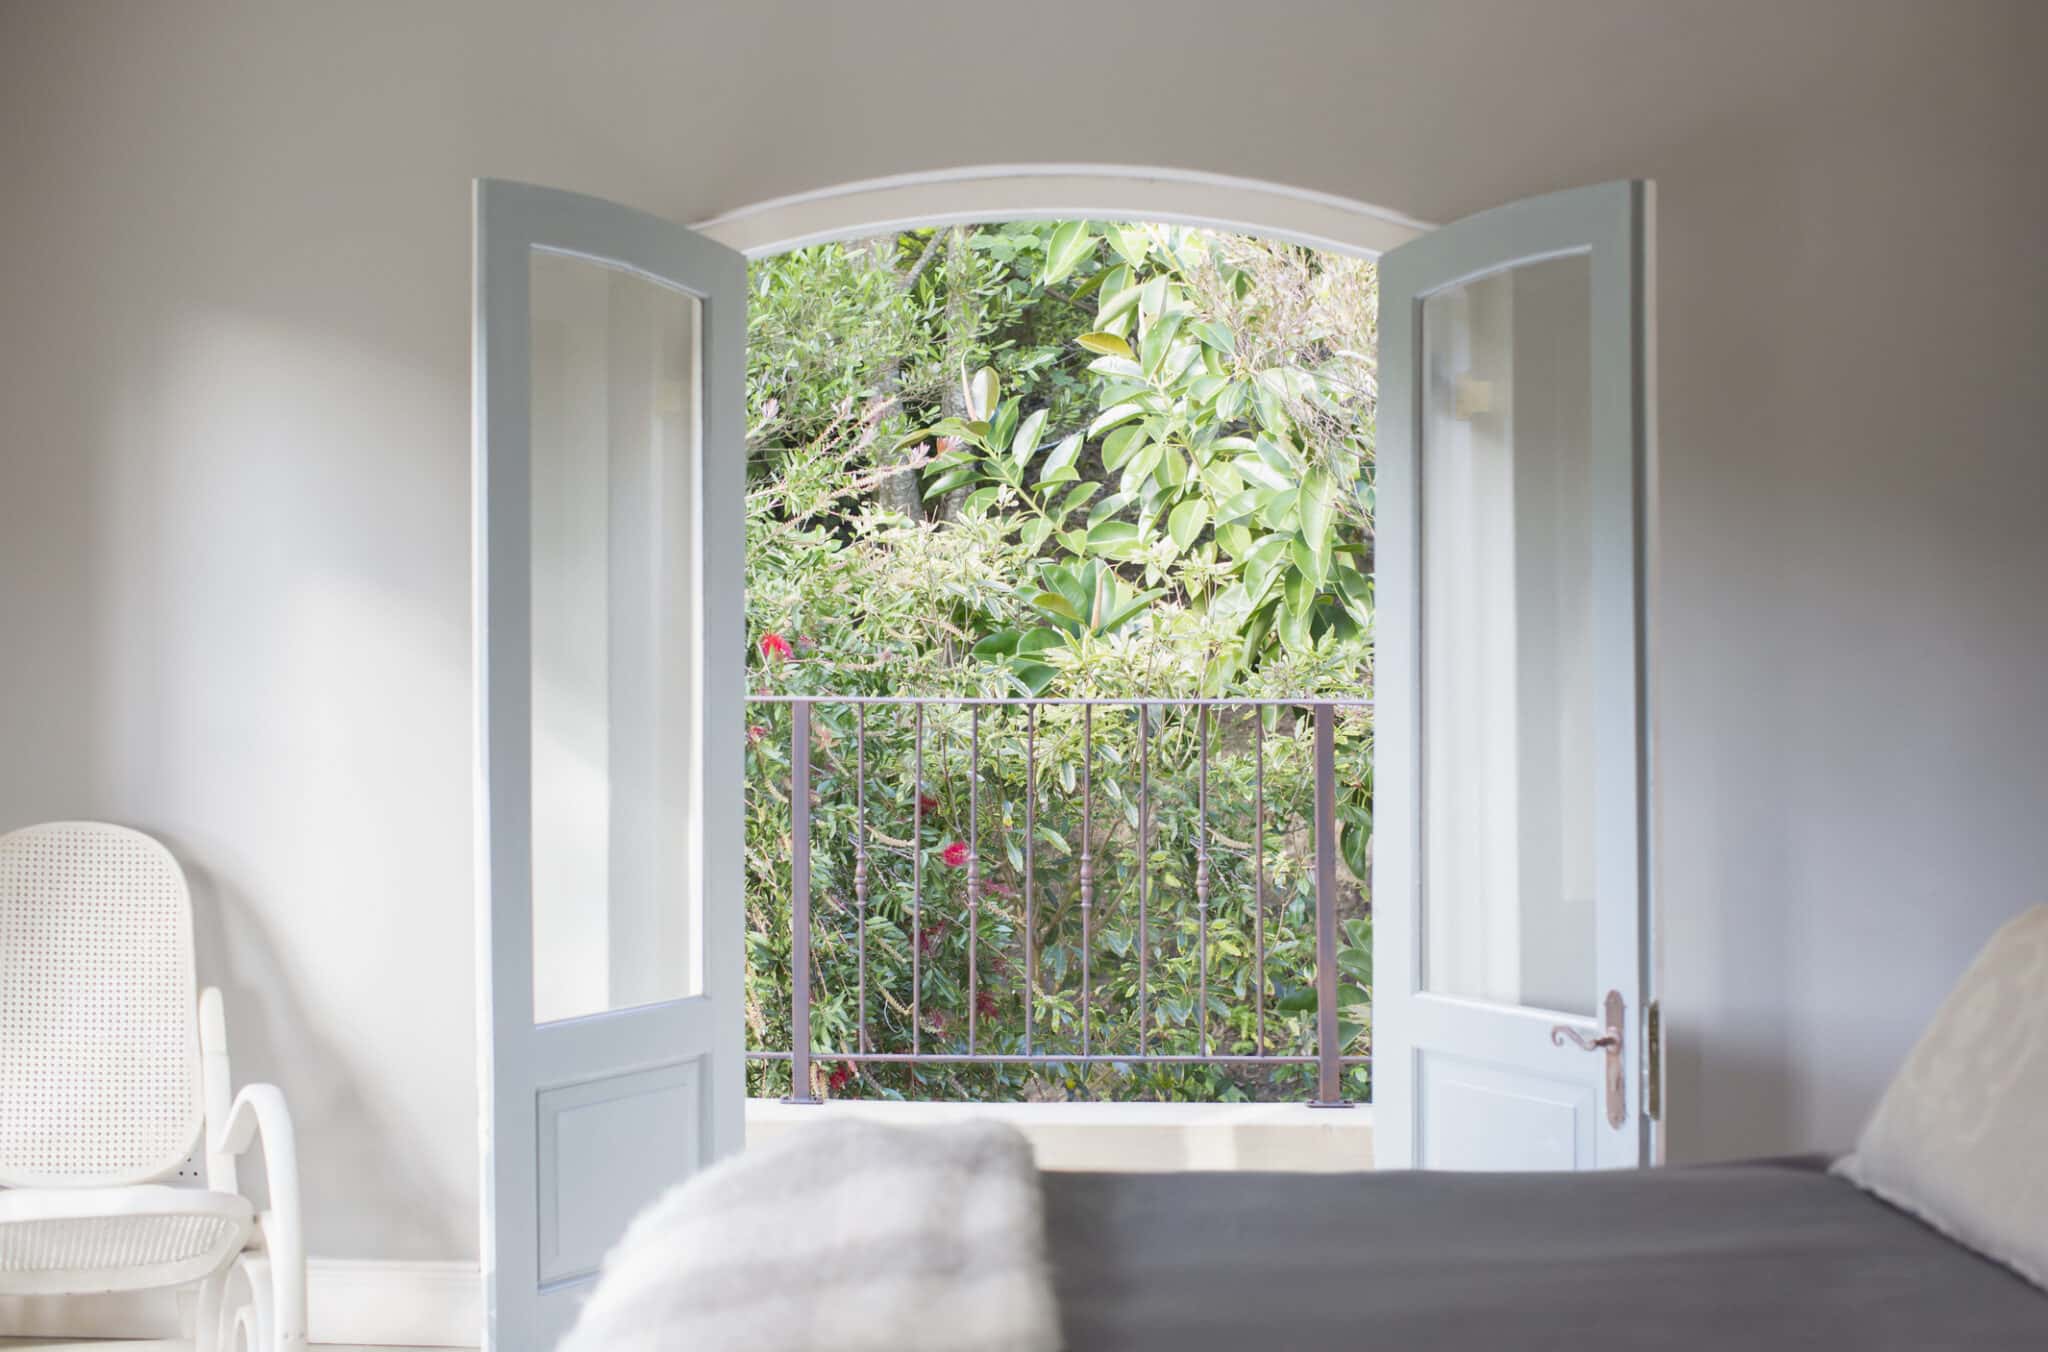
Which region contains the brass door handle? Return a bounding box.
[1550,1026,1619,1052]
[1551,990,1628,1129]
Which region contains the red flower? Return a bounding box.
[758,632,793,662]
[917,791,940,816]
[975,988,999,1020]
[827,1062,854,1094]
[746,724,769,746]
[916,918,949,955]
[941,841,970,869]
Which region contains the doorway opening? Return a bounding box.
[736,214,1379,1166]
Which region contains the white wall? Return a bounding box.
[2,0,2043,1257]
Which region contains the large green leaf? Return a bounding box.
[1098,587,1166,635]
[1290,535,1327,588]
[1087,520,1140,549]
[965,366,1000,421]
[1168,499,1210,552]
[1152,443,1187,490]
[1009,660,1059,696]
[922,464,979,499]
[1234,454,1290,492]
[1036,432,1083,484]
[1015,627,1066,655]
[990,400,1019,456]
[1300,468,1335,555]
[1056,481,1101,519]
[1088,402,1145,437]
[1032,590,1082,623]
[1191,319,1237,355]
[1075,331,1134,358]
[1094,285,1142,334]
[1041,220,1095,286]
[1101,424,1146,471]
[1086,491,1130,528]
[1284,565,1314,616]
[1010,408,1048,467]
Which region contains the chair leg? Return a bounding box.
[271,1242,307,1351]
[229,1253,275,1352]
[194,1269,228,1352]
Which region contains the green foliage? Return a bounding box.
[743,221,1376,1104]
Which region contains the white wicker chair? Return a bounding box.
[0,821,305,1350]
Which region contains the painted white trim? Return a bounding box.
[0,1258,481,1347]
[693,163,1432,260]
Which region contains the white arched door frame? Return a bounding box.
[692,162,1431,260]
[694,164,1660,1170]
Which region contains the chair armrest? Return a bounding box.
[211,1083,296,1169]
[211,1083,307,1341]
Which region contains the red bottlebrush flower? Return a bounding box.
[941,841,970,869]
[827,1062,854,1094]
[975,988,999,1020]
[746,724,769,746]
[982,880,1016,899]
[758,632,793,662]
[916,918,949,955]
[917,791,939,816]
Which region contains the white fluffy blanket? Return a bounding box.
[558,1117,1060,1352]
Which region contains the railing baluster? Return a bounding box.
[967,705,981,1055]
[912,703,923,1060]
[1196,705,1211,1059]
[1024,705,1036,1055]
[854,704,869,1057]
[1137,703,1150,1057]
[1254,708,1266,1057]
[1079,705,1093,1057]
[785,700,819,1103]
[1311,702,1349,1108]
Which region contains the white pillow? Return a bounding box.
[1834,905,2048,1289]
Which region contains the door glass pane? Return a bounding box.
[1420,253,1595,1017]
[528,249,702,1023]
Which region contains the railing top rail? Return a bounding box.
[744,693,1373,708]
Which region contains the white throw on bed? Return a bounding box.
[559,1117,1060,1352]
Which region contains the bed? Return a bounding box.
[563,906,2048,1351]
[1044,1158,2048,1350]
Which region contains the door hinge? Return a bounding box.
[1645,999,1662,1122]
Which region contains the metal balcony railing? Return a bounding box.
[745,695,1371,1106]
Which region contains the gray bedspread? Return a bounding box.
[1042,1158,2048,1350]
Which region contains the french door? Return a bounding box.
[473,180,747,1349]
[1372,181,1657,1170]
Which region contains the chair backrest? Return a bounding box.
[0,822,202,1187]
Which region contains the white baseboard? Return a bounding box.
[0,1258,481,1347]
[302,1259,480,1347]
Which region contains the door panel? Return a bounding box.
[535,1061,702,1285]
[476,179,746,1350]
[1418,1051,1596,1171]
[1374,181,1654,1171]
